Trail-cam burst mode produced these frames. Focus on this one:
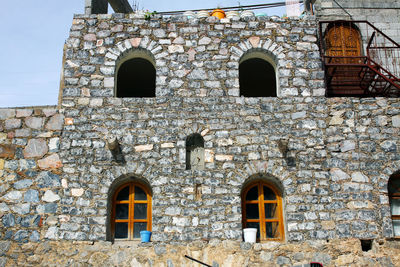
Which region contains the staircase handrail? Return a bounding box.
[323,55,400,85]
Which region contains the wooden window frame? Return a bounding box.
[389,176,400,237]
[111,182,152,240]
[242,181,285,241]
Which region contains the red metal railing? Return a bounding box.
[365,22,400,79]
[319,20,400,97]
[324,56,400,97]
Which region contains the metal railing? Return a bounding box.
[319,20,400,97]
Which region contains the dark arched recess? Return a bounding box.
[116,57,156,97]
[239,57,276,97]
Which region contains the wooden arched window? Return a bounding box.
[388,174,400,236]
[242,181,284,241]
[111,182,152,240]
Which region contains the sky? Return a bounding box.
[0,0,292,108]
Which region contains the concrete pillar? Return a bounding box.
[108,0,133,13]
[85,0,133,14]
[85,0,108,14]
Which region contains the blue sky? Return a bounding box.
[0,1,289,108]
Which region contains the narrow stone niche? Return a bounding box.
[360,239,373,252]
[195,184,202,201]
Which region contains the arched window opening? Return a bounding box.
[116,56,156,98]
[111,182,152,240]
[242,180,284,241]
[186,133,205,170]
[388,174,400,236]
[239,51,277,97]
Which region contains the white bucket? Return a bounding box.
[243,228,257,243]
[240,10,255,18]
[197,10,210,18]
[183,11,196,19]
[226,11,240,19]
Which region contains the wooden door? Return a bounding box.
[325,24,362,63]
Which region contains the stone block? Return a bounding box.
[215,155,233,161]
[0,145,15,158]
[2,214,15,227]
[36,171,61,188]
[23,139,48,158]
[104,77,114,87]
[3,191,22,202]
[0,109,15,119]
[43,109,57,117]
[5,119,21,129]
[38,154,63,169]
[24,190,39,203]
[330,168,350,181]
[11,203,30,215]
[16,109,33,118]
[72,188,84,197]
[14,128,31,137]
[25,117,44,129]
[340,140,355,152]
[46,114,65,130]
[135,144,153,152]
[13,179,33,189]
[393,115,400,127]
[161,143,174,148]
[42,190,61,203]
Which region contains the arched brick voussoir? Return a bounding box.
[111,162,160,184]
[382,160,400,178]
[229,37,286,64]
[234,160,289,185]
[110,38,165,62]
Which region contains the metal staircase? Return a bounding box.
[319,21,400,97]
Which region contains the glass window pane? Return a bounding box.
[263,186,276,200]
[266,222,280,238]
[246,204,259,219]
[117,186,129,201]
[393,220,400,236]
[116,204,129,219]
[246,222,260,239]
[246,186,258,201]
[391,199,400,216]
[134,204,147,219]
[135,186,147,200]
[133,222,147,238]
[115,223,128,238]
[264,203,277,219]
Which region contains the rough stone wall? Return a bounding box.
[63,14,324,98]
[0,107,64,243]
[1,239,400,267]
[1,12,400,267]
[314,0,400,43]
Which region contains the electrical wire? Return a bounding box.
[157,1,304,15]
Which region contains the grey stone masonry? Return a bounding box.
[0,13,399,246]
[62,14,324,99]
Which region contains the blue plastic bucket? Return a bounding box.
[140,231,151,242]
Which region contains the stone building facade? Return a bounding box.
[1,1,400,266]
